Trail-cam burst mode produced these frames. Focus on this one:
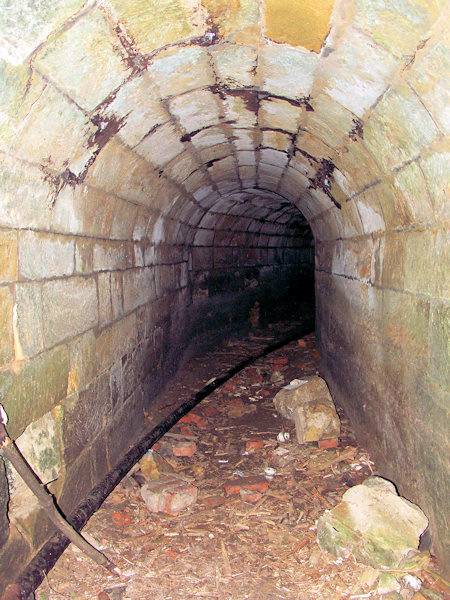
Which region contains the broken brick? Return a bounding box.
[273,356,288,366]
[224,381,237,391]
[224,476,268,496]
[180,425,194,436]
[111,511,132,528]
[318,438,339,449]
[246,439,264,453]
[172,441,197,457]
[179,412,209,428]
[140,476,198,515]
[240,489,263,503]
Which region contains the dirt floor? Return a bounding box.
[35,326,449,600]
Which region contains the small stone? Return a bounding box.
[140,476,198,515]
[273,375,340,444]
[270,370,284,383]
[139,450,174,480]
[172,441,197,457]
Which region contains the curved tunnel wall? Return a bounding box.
[0,0,448,587]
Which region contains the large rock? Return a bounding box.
[273,375,340,444]
[317,477,428,568]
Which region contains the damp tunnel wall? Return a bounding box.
[0,0,449,589]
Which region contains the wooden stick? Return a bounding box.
[0,422,120,576]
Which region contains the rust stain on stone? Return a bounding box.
[202,0,241,32]
[264,0,334,53]
[309,158,341,209]
[348,118,364,141]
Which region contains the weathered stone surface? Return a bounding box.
[63,372,111,465]
[8,85,94,173]
[0,0,88,65]
[106,0,201,55]
[5,410,62,539]
[0,230,17,283]
[19,231,74,280]
[42,276,98,346]
[260,45,318,99]
[0,345,69,438]
[317,477,428,568]
[364,82,439,172]
[35,10,130,111]
[0,287,14,366]
[273,375,340,443]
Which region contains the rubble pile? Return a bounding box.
[37,328,448,600]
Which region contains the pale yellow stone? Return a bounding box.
[105,73,170,148]
[0,230,18,283]
[211,44,257,87]
[259,98,303,133]
[0,286,14,365]
[405,29,450,135]
[105,0,202,54]
[364,82,439,172]
[148,46,213,99]
[189,127,228,150]
[203,0,259,38]
[0,0,90,65]
[198,143,234,164]
[352,0,440,58]
[262,130,292,152]
[232,128,257,150]
[35,10,130,111]
[170,88,222,133]
[86,138,157,203]
[134,123,185,167]
[223,94,257,128]
[7,85,94,173]
[260,44,318,99]
[318,27,399,118]
[303,93,357,150]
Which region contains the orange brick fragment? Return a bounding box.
[318,438,339,449]
[172,441,197,457]
[245,439,264,453]
[224,476,268,496]
[179,412,209,428]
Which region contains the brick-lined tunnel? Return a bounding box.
[0,0,448,593]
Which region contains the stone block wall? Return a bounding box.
[0,0,448,589]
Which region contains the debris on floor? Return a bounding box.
[273,375,340,444]
[35,325,449,600]
[316,476,429,569]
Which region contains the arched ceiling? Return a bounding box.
[0,0,447,247]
